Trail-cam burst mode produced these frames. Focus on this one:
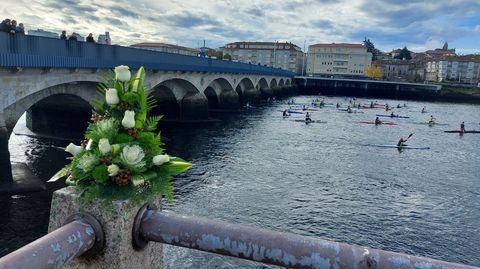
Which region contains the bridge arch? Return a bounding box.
[151,78,208,120]
[285,79,291,85]
[4,81,98,135]
[204,78,239,109]
[278,78,285,87]
[270,78,278,89]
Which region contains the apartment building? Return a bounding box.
[221,41,304,74]
[426,55,480,84]
[306,43,372,77]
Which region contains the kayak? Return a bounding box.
[287,110,306,114]
[369,144,430,150]
[376,114,410,119]
[412,122,449,126]
[444,130,480,133]
[293,119,327,124]
[360,121,397,125]
[290,108,319,112]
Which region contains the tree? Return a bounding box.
[363,38,381,61]
[207,50,224,59]
[394,46,412,60]
[223,53,232,61]
[367,65,384,79]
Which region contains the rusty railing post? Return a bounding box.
[132,204,479,269]
[0,212,104,269]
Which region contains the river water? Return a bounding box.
[1,96,480,268]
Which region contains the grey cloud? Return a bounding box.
[110,6,140,18]
[104,17,125,26]
[165,12,222,28]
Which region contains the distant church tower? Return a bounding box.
[442,42,448,50]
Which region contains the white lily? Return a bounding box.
[65,143,83,156]
[152,154,170,166]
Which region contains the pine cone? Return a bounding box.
[128,128,140,138]
[115,170,132,186]
[80,139,89,147]
[117,102,132,112]
[90,114,99,122]
[100,156,112,165]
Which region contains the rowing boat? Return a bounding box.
[412,122,449,126]
[368,144,430,150]
[360,121,397,125]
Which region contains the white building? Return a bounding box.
[306,43,372,77]
[426,55,480,84]
[97,32,111,45]
[221,42,304,74]
[130,42,199,56]
[27,29,59,39]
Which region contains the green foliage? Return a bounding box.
[145,115,163,131]
[51,65,192,206]
[92,165,109,183]
[394,46,412,60]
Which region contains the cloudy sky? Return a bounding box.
[3,0,480,53]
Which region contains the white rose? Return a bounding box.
[98,138,111,155]
[121,110,135,129]
[107,164,120,176]
[152,154,170,166]
[120,145,145,168]
[105,88,120,105]
[65,143,83,156]
[114,65,131,82]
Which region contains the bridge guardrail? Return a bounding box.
[133,205,479,269]
[0,212,103,269]
[0,32,294,77]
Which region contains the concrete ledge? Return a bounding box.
[0,162,45,194]
[48,187,163,269]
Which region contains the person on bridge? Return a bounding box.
[60,30,67,39]
[375,117,382,125]
[86,33,95,43]
[68,32,78,41]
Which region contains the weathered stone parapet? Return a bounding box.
[219,90,239,109]
[181,93,209,120]
[48,187,163,269]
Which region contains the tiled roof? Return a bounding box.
[310,43,365,48]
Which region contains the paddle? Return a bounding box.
[404,133,414,142]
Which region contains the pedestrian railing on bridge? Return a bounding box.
[0,32,294,77]
[1,204,478,269]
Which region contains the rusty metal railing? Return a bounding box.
[133,204,479,269]
[0,212,104,269]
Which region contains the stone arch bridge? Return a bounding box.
[0,32,295,192]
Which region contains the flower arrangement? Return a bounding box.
[49,65,191,204]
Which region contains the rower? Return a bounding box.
[305,112,312,123]
[303,105,307,111]
[375,117,382,125]
[460,121,465,132]
[421,107,426,113]
[385,104,390,111]
[397,104,401,108]
[336,103,340,108]
[282,109,290,117]
[428,115,435,124]
[347,105,352,113]
[390,112,395,117]
[370,101,374,108]
[397,136,407,147]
